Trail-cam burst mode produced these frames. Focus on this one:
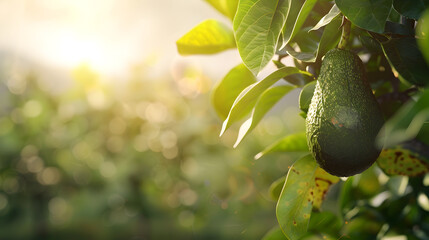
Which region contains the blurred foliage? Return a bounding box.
[0,61,305,239]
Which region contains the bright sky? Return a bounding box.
[0,0,242,79]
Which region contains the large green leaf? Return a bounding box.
[220,67,311,136]
[276,154,318,240]
[309,4,341,31]
[381,37,429,86]
[255,132,308,159]
[212,64,257,120]
[286,15,342,62]
[335,0,392,33]
[176,19,235,55]
[281,0,318,48]
[417,9,429,65]
[233,0,291,75]
[205,0,239,20]
[377,89,429,148]
[234,85,296,147]
[393,0,429,20]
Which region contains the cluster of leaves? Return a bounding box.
[177,0,429,239]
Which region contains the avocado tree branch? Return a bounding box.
[338,17,351,49]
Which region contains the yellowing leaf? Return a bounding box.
[313,168,339,210]
[176,19,235,55]
[377,141,429,176]
[205,0,239,20]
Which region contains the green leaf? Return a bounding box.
[299,81,316,113]
[255,132,309,159]
[381,37,429,87]
[307,211,342,238]
[339,177,354,214]
[417,123,429,145]
[233,0,291,75]
[220,67,310,136]
[270,176,286,201]
[262,226,288,240]
[359,35,383,53]
[377,140,429,176]
[204,0,239,20]
[286,15,342,62]
[234,85,296,147]
[384,21,415,36]
[282,0,318,49]
[276,154,318,240]
[309,4,341,31]
[176,19,236,55]
[313,15,343,58]
[211,64,257,120]
[335,0,392,33]
[417,9,429,65]
[377,89,429,148]
[393,0,429,20]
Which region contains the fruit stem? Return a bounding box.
[338,17,351,49]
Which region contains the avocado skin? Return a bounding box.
[306,49,384,177]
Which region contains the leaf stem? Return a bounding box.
[338,17,351,49]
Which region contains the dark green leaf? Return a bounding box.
[299,81,316,113]
[384,21,415,36]
[309,4,341,31]
[220,67,311,136]
[381,37,429,86]
[417,9,429,65]
[176,19,236,55]
[359,35,383,53]
[308,211,342,237]
[276,154,318,240]
[393,0,429,20]
[335,0,392,33]
[338,177,354,214]
[416,123,429,145]
[234,85,296,147]
[286,15,342,62]
[255,132,309,160]
[234,0,291,74]
[377,89,429,148]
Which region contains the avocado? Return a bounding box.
[306,49,385,177]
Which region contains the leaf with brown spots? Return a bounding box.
[276,154,318,240]
[312,168,340,210]
[377,140,429,176]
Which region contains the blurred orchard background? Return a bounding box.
[0,0,306,239]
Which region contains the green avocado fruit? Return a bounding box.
[306,49,385,177]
